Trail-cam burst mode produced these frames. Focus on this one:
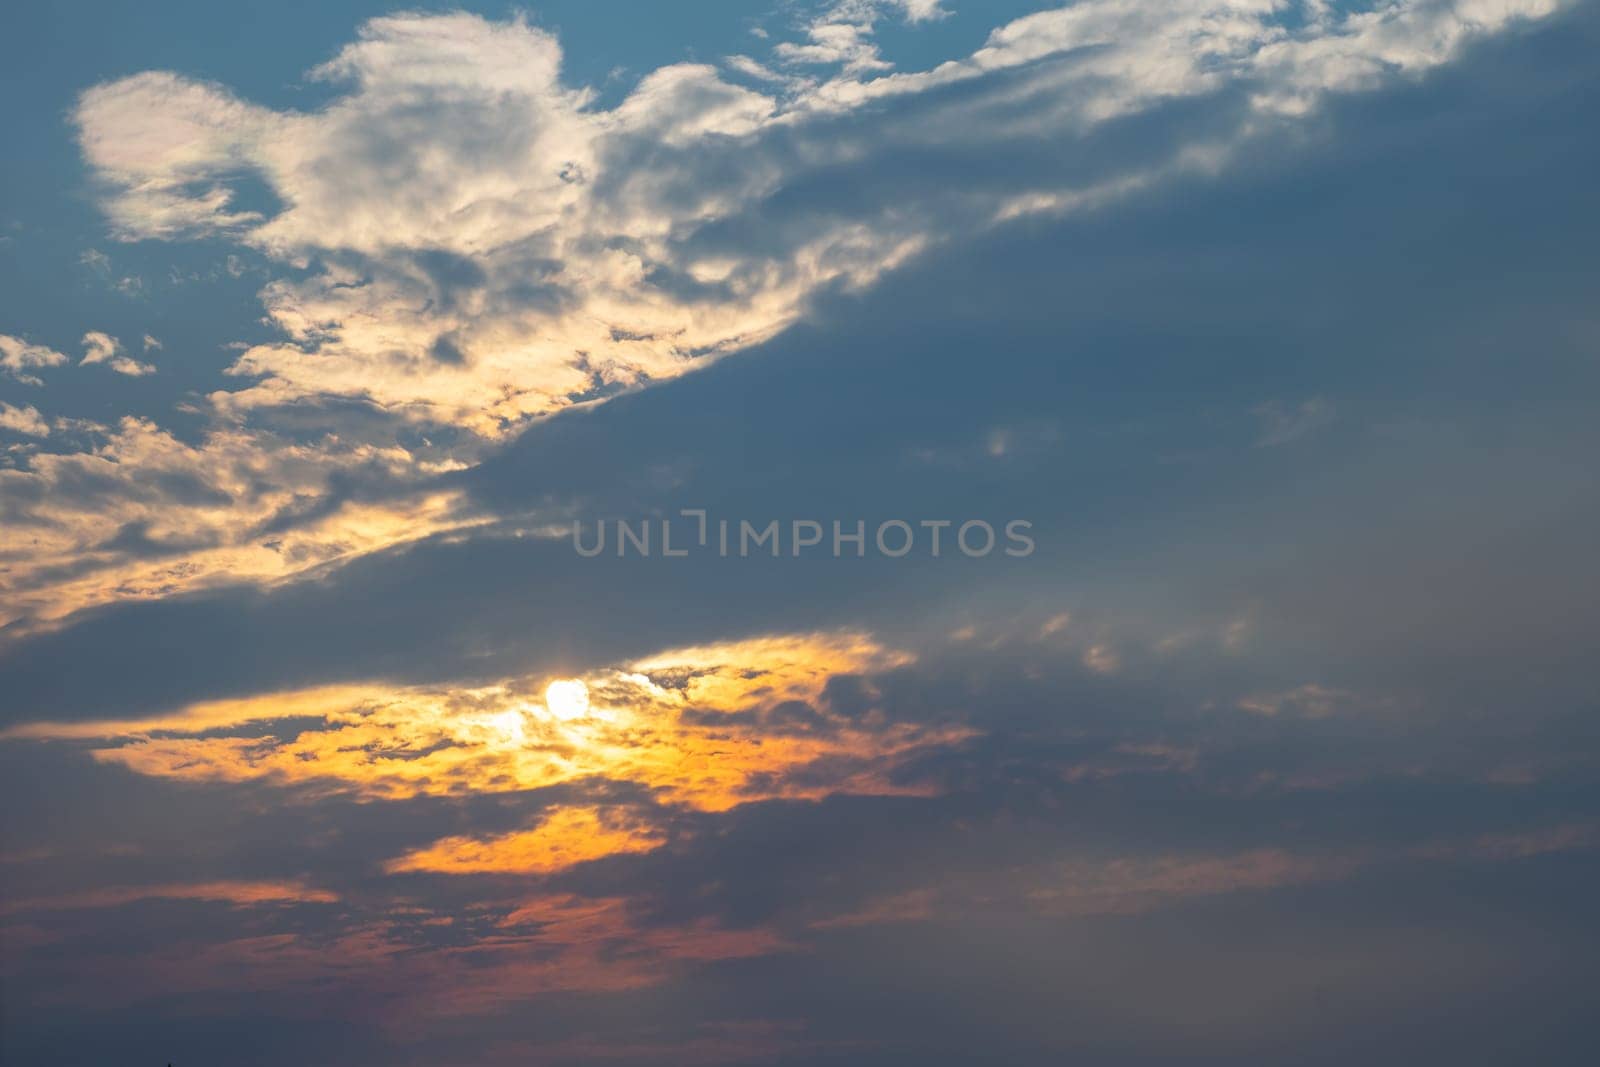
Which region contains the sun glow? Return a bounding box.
[45,633,967,819]
[489,708,527,746]
[544,678,590,720]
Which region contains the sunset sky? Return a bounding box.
[2,1,1599,1064]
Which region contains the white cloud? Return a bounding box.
[79,330,117,364]
[0,403,51,437]
[894,0,949,22]
[776,20,891,74]
[79,331,156,376]
[10,0,1561,628]
[73,72,279,240]
[70,3,1562,436]
[0,416,478,631]
[0,334,69,386]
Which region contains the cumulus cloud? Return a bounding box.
[0,334,68,385]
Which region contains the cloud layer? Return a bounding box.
[74,2,1561,430]
[0,0,1562,635]
[5,3,1600,1064]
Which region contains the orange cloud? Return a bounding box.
[23,631,967,814]
[90,895,787,1022]
[387,805,666,875]
[2,879,337,915]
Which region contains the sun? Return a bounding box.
[544,678,591,720]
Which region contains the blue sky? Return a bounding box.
[3,2,1599,1064]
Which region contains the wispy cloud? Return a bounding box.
[1254,396,1335,446]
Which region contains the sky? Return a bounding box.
[1,1,1598,1063]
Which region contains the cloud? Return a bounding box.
[77,248,111,273]
[6,0,1556,637]
[78,330,116,364]
[773,0,953,78]
[78,330,155,376]
[830,824,1600,925]
[1253,396,1335,446]
[70,3,1564,434]
[28,631,966,812]
[0,334,68,385]
[11,23,1600,723]
[1238,682,1360,718]
[776,19,892,75]
[0,403,50,438]
[893,0,949,22]
[6,8,1600,1062]
[1081,643,1120,675]
[2,879,337,915]
[0,416,477,631]
[386,806,666,875]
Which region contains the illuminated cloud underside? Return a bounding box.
[14,634,962,869]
